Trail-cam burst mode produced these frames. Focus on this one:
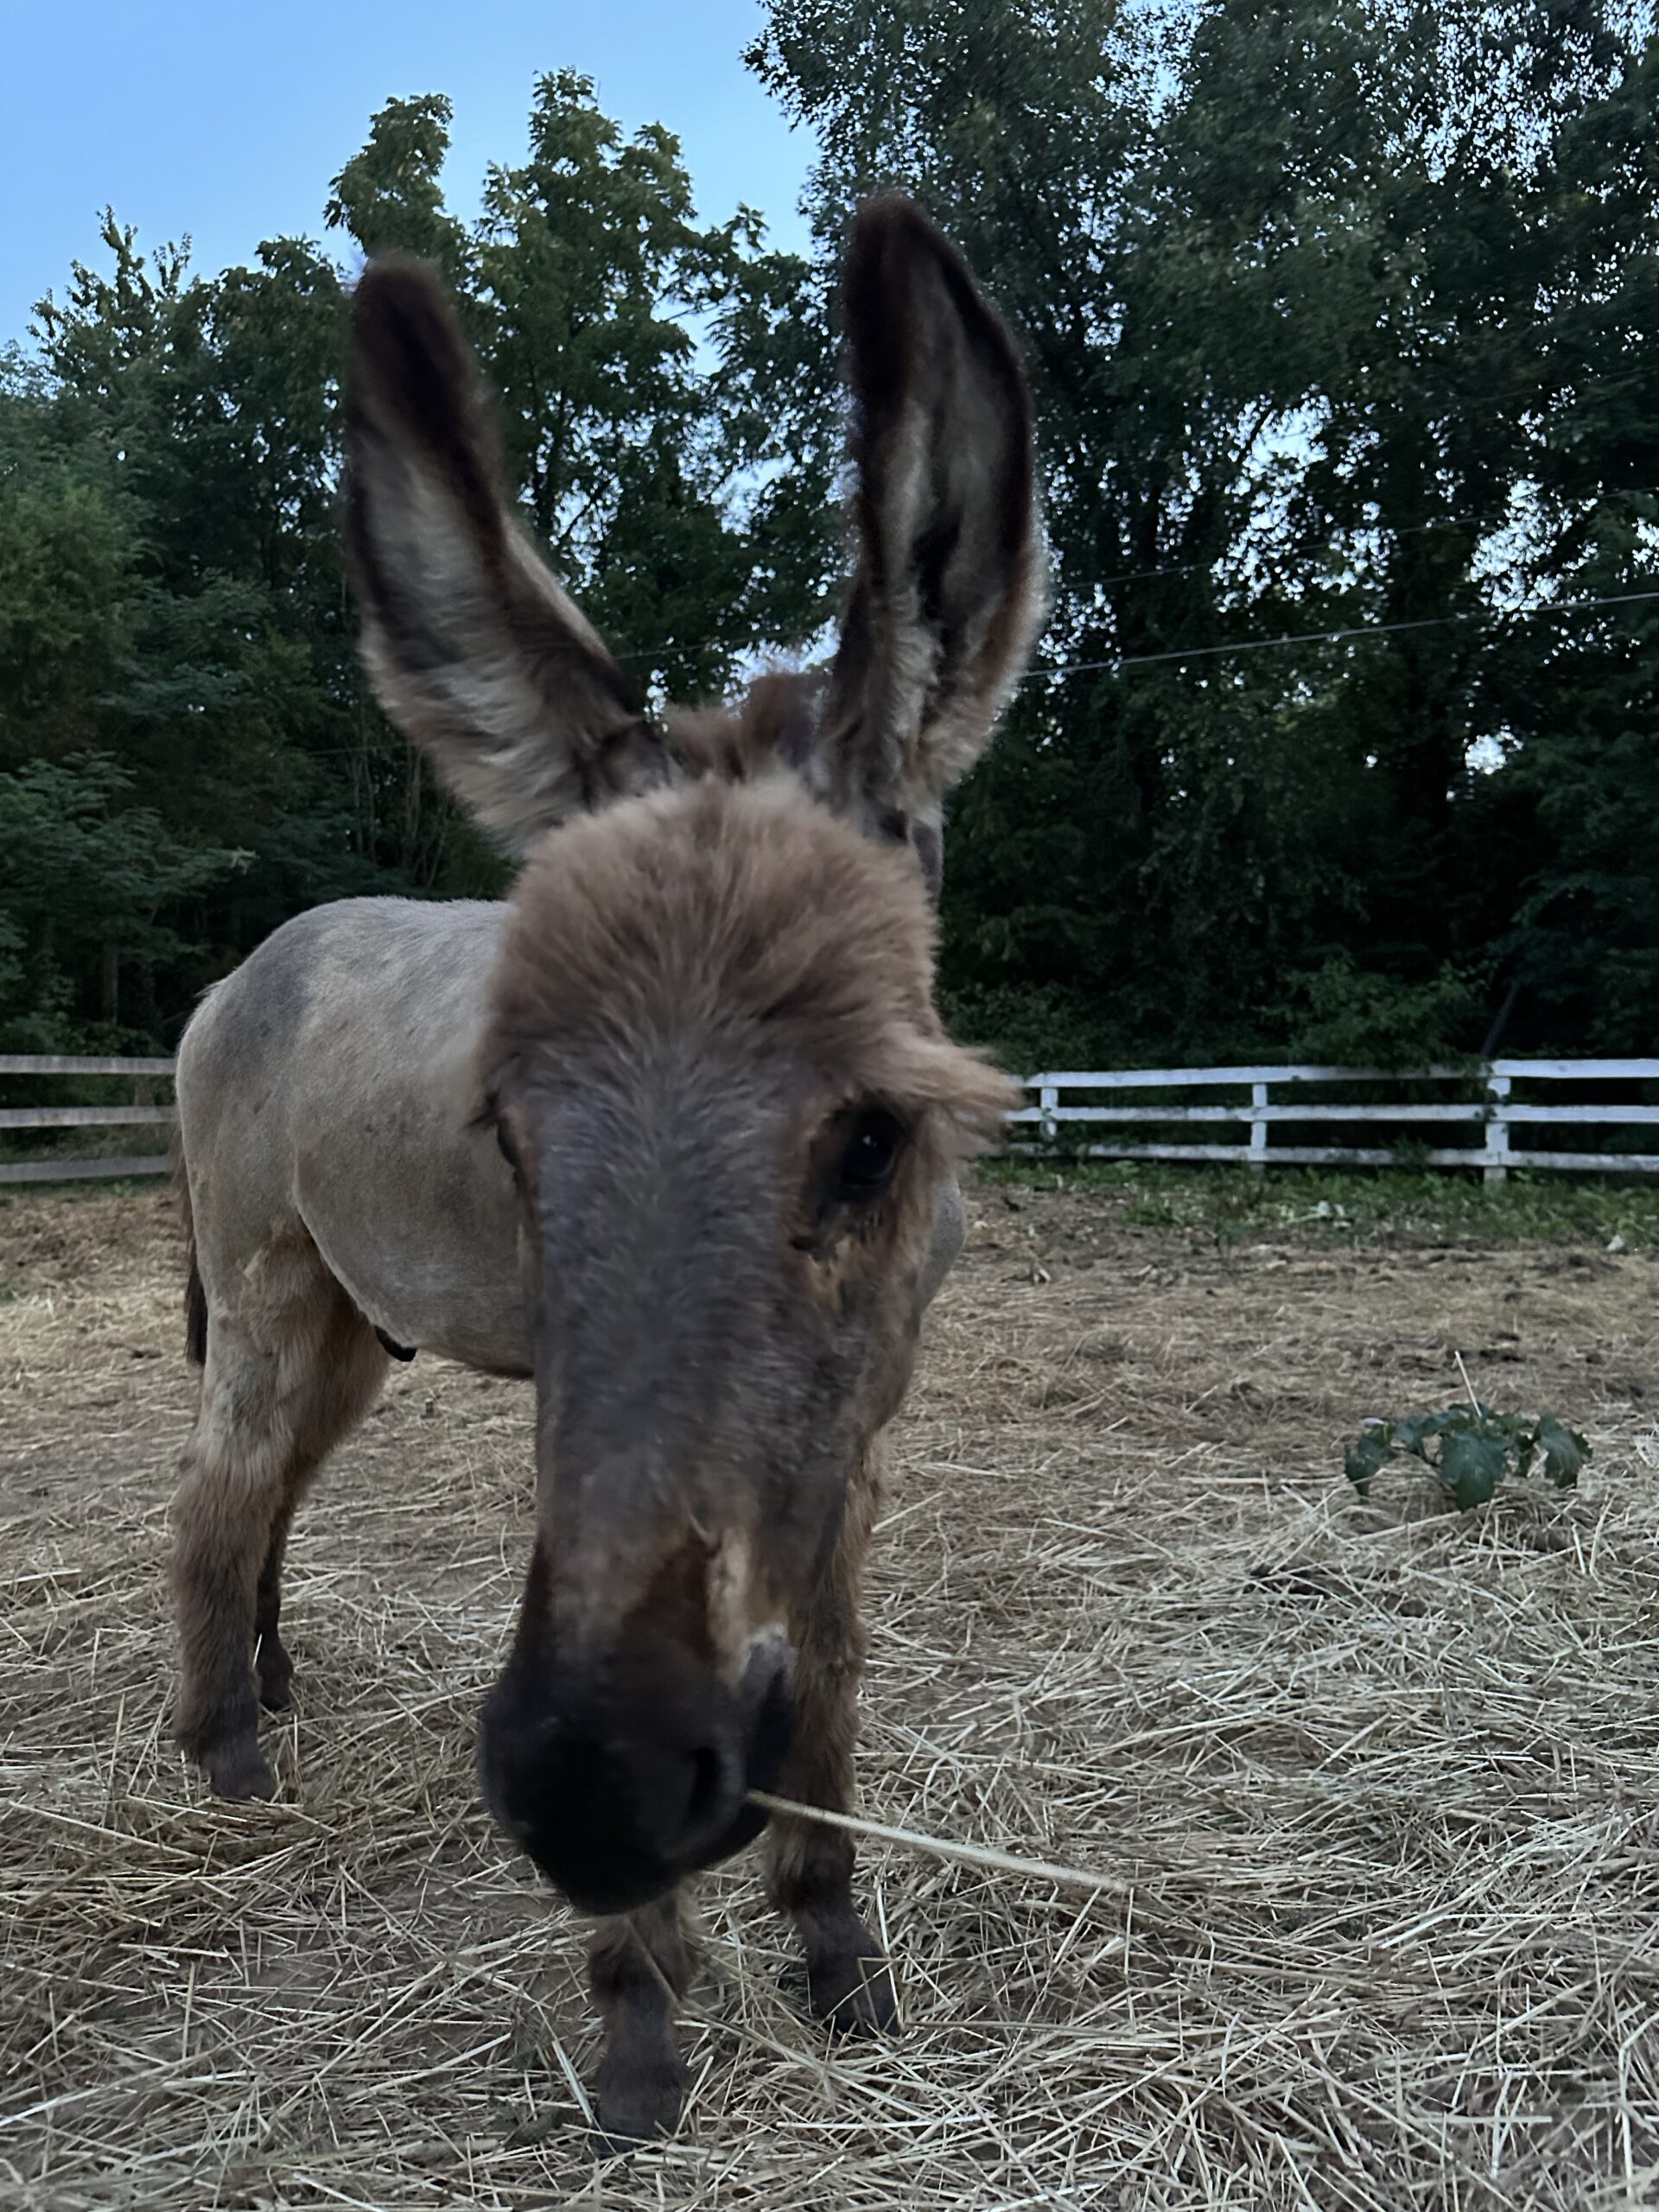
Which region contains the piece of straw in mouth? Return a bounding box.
[748,1788,1135,1900]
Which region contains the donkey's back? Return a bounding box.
[178,894,531,1377]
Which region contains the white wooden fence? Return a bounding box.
[3,1054,1658,1184]
[1007,1060,1659,1179]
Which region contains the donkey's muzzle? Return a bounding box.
[478,1639,794,1914]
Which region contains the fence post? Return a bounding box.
[1039,1081,1058,1144]
[1249,1082,1269,1173]
[1484,1072,1511,1185]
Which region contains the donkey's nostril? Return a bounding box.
[651,1735,741,1861]
[682,1745,727,1841]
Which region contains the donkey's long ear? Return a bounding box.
[345,258,671,857]
[816,198,1044,836]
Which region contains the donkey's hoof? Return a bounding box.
[203,1738,277,1801]
[807,1937,898,2037]
[593,2052,687,2153]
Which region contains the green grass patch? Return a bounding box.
[976,1156,1659,1249]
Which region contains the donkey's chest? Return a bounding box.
[295,1132,533,1378]
[329,1243,534,1378]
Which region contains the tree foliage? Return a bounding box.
[2,16,1656,1064]
[0,75,817,1050]
[753,0,1659,1066]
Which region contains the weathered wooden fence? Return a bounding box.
[1007,1061,1659,1179]
[0,1055,176,1184]
[4,1054,1658,1184]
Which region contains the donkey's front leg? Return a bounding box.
[588,1890,692,2148]
[766,1448,897,2036]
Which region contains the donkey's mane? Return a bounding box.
[486,772,1014,1146]
[662,671,827,786]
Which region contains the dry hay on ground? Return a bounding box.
[1,1181,1657,2212]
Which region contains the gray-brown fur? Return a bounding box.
[815,195,1045,839]
[765,1440,896,2032]
[169,194,1042,2144]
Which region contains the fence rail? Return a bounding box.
[0,1055,179,1185]
[3,1055,1658,1185]
[1009,1060,1659,1179]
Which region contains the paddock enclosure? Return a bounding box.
[3,1182,1656,2211]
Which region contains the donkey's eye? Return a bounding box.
[832,1109,907,1204]
[494,1119,520,1173]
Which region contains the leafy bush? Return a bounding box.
[1344,1405,1590,1511]
[1281,955,1484,1069]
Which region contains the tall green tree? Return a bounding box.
[1,73,825,1052]
[6,23,1656,1069]
[752,0,1659,1064]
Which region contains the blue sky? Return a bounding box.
[1,0,817,342]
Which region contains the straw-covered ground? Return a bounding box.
[2,1179,1656,2211]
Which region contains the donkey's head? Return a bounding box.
[345,196,1041,1915]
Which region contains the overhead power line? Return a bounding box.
[1027,585,1659,680]
[1070,500,1659,596]
[601,501,1659,666]
[289,581,1659,765]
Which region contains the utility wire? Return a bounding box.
[599,501,1659,665]
[1026,585,1659,680]
[287,581,1659,765]
[1060,499,1659,597]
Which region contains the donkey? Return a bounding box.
[169,194,1042,2142]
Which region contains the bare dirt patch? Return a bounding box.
[2,1182,1656,2209]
